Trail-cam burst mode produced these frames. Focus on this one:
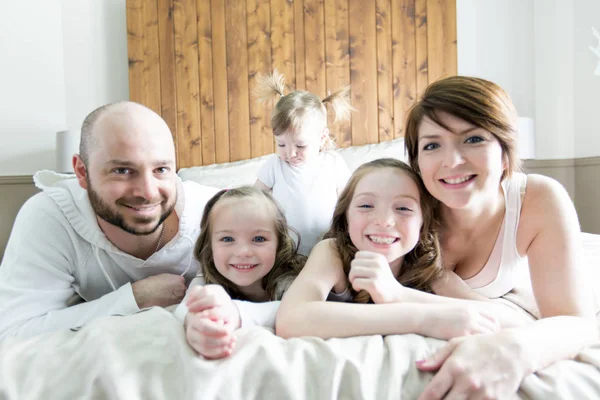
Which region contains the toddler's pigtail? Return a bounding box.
[254,69,286,104]
[322,86,354,123]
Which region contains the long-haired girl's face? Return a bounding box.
[346,168,424,270]
[274,114,326,167]
[209,196,278,296]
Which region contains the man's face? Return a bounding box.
[80,107,178,236]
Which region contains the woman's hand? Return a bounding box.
[184,284,240,359]
[349,251,404,304]
[417,331,530,399]
[421,304,500,340]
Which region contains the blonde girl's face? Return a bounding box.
[346,168,424,270]
[275,115,327,167]
[210,197,278,298]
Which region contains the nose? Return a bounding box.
[133,171,160,200]
[442,145,465,168]
[235,242,253,258]
[287,146,297,159]
[374,209,395,228]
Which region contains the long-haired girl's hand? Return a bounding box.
[349,251,404,304]
[420,304,500,340]
[186,284,241,329]
[185,312,237,359]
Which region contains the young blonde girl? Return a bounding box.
[175,186,306,359]
[254,70,353,256]
[276,158,500,339]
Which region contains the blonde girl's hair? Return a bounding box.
[195,186,307,301]
[323,158,443,303]
[254,69,354,151]
[404,76,521,180]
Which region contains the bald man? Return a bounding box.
[0,102,266,339]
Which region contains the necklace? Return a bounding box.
[154,223,165,253]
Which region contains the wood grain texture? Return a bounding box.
[304,0,327,96]
[271,0,296,90]
[349,0,378,146]
[376,0,394,143]
[324,0,351,147]
[127,0,456,167]
[157,0,178,143]
[225,0,251,162]
[211,0,230,163]
[173,0,202,167]
[247,0,274,158]
[426,0,457,82]
[391,0,417,138]
[197,0,216,165]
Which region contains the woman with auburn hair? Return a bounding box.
[403,76,597,399]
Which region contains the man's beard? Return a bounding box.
[87,179,176,236]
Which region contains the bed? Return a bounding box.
[1,140,600,400]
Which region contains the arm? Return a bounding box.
[417,175,598,399]
[253,179,272,193]
[0,196,139,339]
[276,240,498,339]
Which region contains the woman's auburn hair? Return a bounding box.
[404,75,522,180]
[323,158,443,303]
[194,186,306,301]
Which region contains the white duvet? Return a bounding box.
[1,233,599,400]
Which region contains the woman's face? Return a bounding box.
[416,112,506,210]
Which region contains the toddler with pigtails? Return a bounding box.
[254,70,353,256]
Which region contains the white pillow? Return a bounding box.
[177,138,407,188]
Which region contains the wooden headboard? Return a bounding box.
[126,0,456,169]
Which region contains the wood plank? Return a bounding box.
[293,0,306,90]
[225,0,251,162]
[211,0,230,163]
[391,0,417,138]
[173,0,202,168]
[270,0,296,90]
[304,0,326,96]
[415,0,428,96]
[126,0,145,105]
[324,0,351,148]
[376,0,393,143]
[197,0,216,165]
[247,0,273,158]
[157,0,178,148]
[349,0,378,145]
[142,0,161,114]
[426,0,457,82]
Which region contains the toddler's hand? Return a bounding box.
[421,304,500,340]
[349,251,404,304]
[186,284,241,329]
[185,312,237,359]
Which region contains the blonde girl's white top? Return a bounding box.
[463,173,532,298]
[257,152,350,256]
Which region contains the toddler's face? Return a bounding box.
[346,168,424,273]
[210,197,278,299]
[275,117,326,167]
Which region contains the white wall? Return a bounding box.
[457,0,535,118]
[574,0,600,158]
[0,1,67,175]
[0,0,128,176]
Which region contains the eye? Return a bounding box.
[155,167,169,174]
[296,145,306,149]
[358,204,373,209]
[277,143,285,148]
[422,142,439,151]
[253,236,267,243]
[396,206,413,212]
[465,136,484,144]
[113,168,132,175]
[220,236,234,243]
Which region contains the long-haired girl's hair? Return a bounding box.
[194,186,306,301]
[323,158,443,303]
[254,69,354,151]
